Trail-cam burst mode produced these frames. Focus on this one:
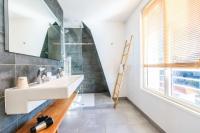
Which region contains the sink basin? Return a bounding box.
[5,75,84,114]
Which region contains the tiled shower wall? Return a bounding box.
[65,24,109,93]
[0,0,63,132]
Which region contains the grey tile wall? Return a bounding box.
[82,45,109,93]
[82,23,94,43]
[44,0,63,24]
[0,0,63,132]
[65,28,82,43]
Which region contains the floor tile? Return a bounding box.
[59,93,162,133]
[78,125,106,133]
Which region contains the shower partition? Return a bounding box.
[64,28,83,75]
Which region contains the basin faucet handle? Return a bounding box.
[37,67,47,84]
[37,67,46,77]
[57,67,64,78]
[39,67,46,71]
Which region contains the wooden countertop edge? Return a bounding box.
[16,92,78,133]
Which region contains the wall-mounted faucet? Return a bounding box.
[56,67,64,78]
[37,67,48,84]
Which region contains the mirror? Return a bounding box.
[5,0,62,60]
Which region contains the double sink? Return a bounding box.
[5,75,84,115]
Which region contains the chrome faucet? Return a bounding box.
[56,67,64,78]
[37,67,47,84]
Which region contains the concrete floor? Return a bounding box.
[58,94,161,133]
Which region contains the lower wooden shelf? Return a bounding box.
[17,92,77,133]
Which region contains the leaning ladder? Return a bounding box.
[112,35,133,108]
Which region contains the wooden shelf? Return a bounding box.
[17,92,77,133]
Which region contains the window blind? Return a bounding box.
[143,0,164,65]
[167,0,200,64]
[143,0,200,68]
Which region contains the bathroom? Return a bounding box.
[1,0,200,133]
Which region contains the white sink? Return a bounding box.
[5,75,84,114]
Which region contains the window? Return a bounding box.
[143,0,200,108]
[143,0,165,94]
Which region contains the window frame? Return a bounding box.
[141,0,200,113]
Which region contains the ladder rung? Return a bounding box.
[116,81,120,85]
[122,55,127,58]
[118,73,123,75]
[114,94,119,98]
[125,44,130,47]
[117,75,122,78]
[118,75,123,79]
[113,93,118,96]
[115,88,120,93]
[125,46,130,50]
[114,91,118,95]
[118,73,123,76]
[118,72,123,74]
[115,83,120,88]
[113,96,117,101]
[122,55,128,60]
[114,84,120,89]
[124,49,129,53]
[118,73,124,76]
[124,46,130,52]
[114,85,120,92]
[117,78,122,83]
[122,57,127,61]
[117,79,122,83]
[121,59,126,63]
[115,86,120,91]
[114,90,119,95]
[116,83,120,87]
[124,49,128,53]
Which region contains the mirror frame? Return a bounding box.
[4,0,9,51]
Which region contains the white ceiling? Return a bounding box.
[58,0,141,22]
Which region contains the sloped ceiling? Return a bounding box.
[58,0,141,22]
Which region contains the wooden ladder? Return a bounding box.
[113,35,133,108]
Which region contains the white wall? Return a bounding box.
[86,21,127,96]
[124,0,200,133]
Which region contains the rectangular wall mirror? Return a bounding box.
[5,0,62,60]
